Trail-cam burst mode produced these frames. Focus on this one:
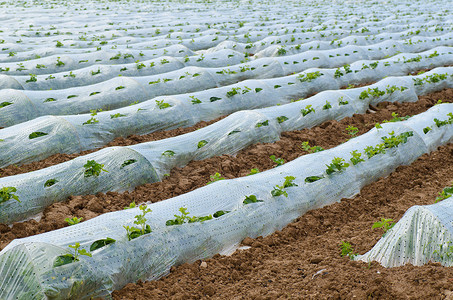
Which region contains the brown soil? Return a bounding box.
[0,88,452,254]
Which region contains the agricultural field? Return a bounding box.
[0,0,452,298]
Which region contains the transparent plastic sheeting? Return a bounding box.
[2,22,451,78]
[1,43,452,127]
[0,68,452,224]
[0,51,452,169]
[0,104,452,299]
[357,197,453,268]
[6,32,453,91]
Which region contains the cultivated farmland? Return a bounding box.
[0,0,452,299]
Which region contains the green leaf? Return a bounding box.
[243,195,264,204]
[90,237,116,251]
[209,96,222,102]
[44,179,58,187]
[197,140,208,148]
[54,254,75,267]
[213,210,230,218]
[29,132,48,139]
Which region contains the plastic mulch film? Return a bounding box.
[0,104,451,299]
[0,44,452,127]
[0,72,452,224]
[0,52,452,168]
[356,197,453,267]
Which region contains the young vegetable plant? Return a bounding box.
[207,172,225,185]
[271,176,298,198]
[44,179,58,187]
[300,141,323,153]
[372,218,395,236]
[339,241,357,259]
[0,187,20,204]
[435,184,453,203]
[269,155,284,167]
[83,109,101,125]
[54,243,92,267]
[301,105,315,116]
[197,140,208,148]
[124,204,152,241]
[90,237,116,251]
[156,99,171,109]
[349,150,364,165]
[83,160,108,177]
[325,157,349,175]
[29,131,48,139]
[166,207,212,226]
[65,216,83,226]
[248,168,260,175]
[243,195,264,204]
[345,125,359,137]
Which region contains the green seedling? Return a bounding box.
[255,120,269,127]
[90,237,116,251]
[305,175,324,183]
[156,99,171,109]
[44,179,58,187]
[326,157,349,175]
[29,131,48,139]
[301,105,315,116]
[435,184,453,203]
[270,155,285,167]
[124,204,152,241]
[350,150,364,165]
[119,159,136,169]
[213,210,230,218]
[300,141,324,153]
[197,140,208,148]
[26,74,37,83]
[83,160,108,177]
[166,207,212,226]
[124,201,136,210]
[162,150,176,157]
[65,216,83,226]
[339,241,357,259]
[210,96,222,102]
[323,101,332,110]
[110,113,126,119]
[248,168,260,175]
[277,116,288,123]
[372,218,395,236]
[207,172,225,185]
[345,125,359,137]
[0,187,20,204]
[271,176,298,198]
[243,195,264,204]
[54,243,92,267]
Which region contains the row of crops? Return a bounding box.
[0,0,452,298]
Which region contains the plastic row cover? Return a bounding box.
[0,104,452,299]
[1,41,451,127]
[357,196,453,267]
[0,66,452,224]
[9,32,453,91]
[0,50,451,168]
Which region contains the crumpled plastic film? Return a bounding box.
[0,105,452,299]
[357,197,453,267]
